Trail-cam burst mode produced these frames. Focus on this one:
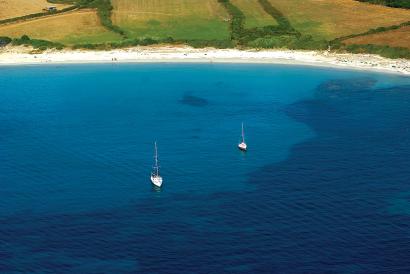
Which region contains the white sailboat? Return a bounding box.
[238,122,247,151]
[150,141,163,187]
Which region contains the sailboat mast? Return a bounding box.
[154,141,159,176]
[241,123,245,143]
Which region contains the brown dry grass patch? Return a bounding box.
[269,0,410,39]
[0,10,122,45]
[0,0,71,20]
[344,26,410,49]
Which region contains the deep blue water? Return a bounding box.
[0,63,410,273]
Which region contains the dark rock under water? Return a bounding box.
[179,94,209,107]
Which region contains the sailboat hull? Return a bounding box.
[238,142,247,151]
[150,175,163,187]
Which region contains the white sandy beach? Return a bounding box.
[0,45,409,75]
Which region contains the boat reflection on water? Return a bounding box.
[151,184,163,193]
[151,184,162,192]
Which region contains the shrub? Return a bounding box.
[345,44,410,59]
[0,36,12,47]
[186,39,234,49]
[12,35,65,50]
[248,35,327,50]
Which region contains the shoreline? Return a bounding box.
[0,46,409,75]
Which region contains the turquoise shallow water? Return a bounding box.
[0,63,409,273]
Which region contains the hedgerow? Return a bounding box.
[344,44,410,59]
[356,0,410,9]
[12,35,64,50]
[0,6,77,25]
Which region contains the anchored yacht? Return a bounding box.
[150,141,163,187]
[238,123,247,151]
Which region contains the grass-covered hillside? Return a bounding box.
[0,0,409,58]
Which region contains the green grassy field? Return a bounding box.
[231,0,277,29]
[111,0,230,40]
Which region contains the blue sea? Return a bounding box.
[0,63,409,273]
